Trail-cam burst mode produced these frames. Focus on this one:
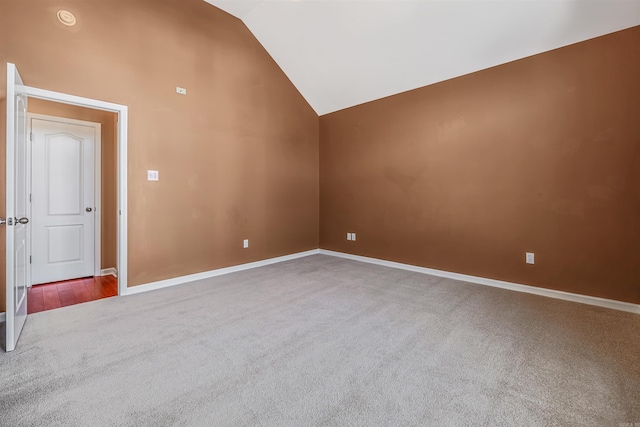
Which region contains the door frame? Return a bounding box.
[12,80,128,296]
[28,113,103,283]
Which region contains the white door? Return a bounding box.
[31,118,97,285]
[5,63,29,352]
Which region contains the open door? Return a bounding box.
[5,63,29,352]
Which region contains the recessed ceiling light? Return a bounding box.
[57,10,76,26]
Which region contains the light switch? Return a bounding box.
[243,239,249,248]
[526,252,535,264]
[147,170,159,181]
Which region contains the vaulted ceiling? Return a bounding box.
[204,0,640,115]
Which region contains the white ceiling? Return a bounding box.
[204,0,640,116]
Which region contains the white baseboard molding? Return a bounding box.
[0,312,5,323]
[100,268,118,278]
[319,249,640,315]
[125,249,320,296]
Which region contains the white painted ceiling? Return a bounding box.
[204,0,640,115]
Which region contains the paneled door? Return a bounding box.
[5,63,29,352]
[31,117,98,285]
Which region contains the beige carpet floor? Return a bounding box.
[1,254,639,426]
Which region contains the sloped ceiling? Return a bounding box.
[204,0,640,115]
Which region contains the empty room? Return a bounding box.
[1,0,639,425]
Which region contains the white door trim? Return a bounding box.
[28,113,102,281]
[14,78,128,296]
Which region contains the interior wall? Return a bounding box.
[1,2,636,314]
[0,0,319,312]
[320,27,640,304]
[27,99,118,272]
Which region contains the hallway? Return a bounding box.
[27,276,118,313]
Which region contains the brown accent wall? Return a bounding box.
[320,27,640,304]
[0,0,319,311]
[27,99,118,271]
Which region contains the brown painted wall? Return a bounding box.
[320,27,640,304]
[27,99,118,271]
[0,0,319,311]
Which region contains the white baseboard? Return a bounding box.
[0,312,5,323]
[125,249,320,296]
[319,249,640,315]
[100,268,118,278]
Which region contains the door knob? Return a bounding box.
[86,207,93,212]
[0,218,5,226]
[16,217,29,224]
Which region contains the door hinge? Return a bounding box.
[29,132,32,142]
[29,256,32,264]
[29,193,32,203]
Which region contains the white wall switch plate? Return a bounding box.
[352,233,356,241]
[526,252,535,264]
[347,233,351,241]
[147,170,159,181]
[243,239,249,248]
[176,87,187,95]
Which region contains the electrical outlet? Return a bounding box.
[243,239,249,248]
[147,170,159,181]
[526,252,535,264]
[176,87,187,95]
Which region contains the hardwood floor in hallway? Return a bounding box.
[27,275,118,314]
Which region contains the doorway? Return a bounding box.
[26,107,119,312]
[5,62,129,351]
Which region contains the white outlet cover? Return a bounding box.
[176,87,187,95]
[147,170,159,181]
[243,239,249,248]
[526,252,535,264]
